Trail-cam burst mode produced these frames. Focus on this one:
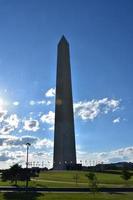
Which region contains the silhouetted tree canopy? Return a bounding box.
[121,166,132,183]
[1,164,39,185]
[86,172,98,194]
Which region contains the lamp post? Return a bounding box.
[26,142,31,188]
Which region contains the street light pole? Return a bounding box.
[26,142,31,188]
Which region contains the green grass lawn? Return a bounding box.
[0,171,133,200]
[29,170,133,188]
[0,170,133,188]
[1,192,133,200]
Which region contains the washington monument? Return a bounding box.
[53,36,76,170]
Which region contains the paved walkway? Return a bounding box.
[31,178,126,188]
[31,178,87,185]
[0,186,133,193]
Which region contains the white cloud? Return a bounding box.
[0,152,14,161]
[106,99,120,111]
[37,100,46,105]
[74,98,120,121]
[49,126,54,131]
[0,114,19,135]
[5,114,19,129]
[40,111,55,125]
[29,100,46,106]
[4,135,38,147]
[0,135,54,168]
[38,112,43,117]
[77,146,133,165]
[113,117,120,123]
[0,135,53,151]
[0,149,53,169]
[29,100,36,106]
[0,126,14,135]
[1,144,133,169]
[23,119,39,132]
[45,88,55,98]
[0,110,7,122]
[0,150,26,166]
[35,138,53,149]
[46,100,52,105]
[13,101,20,106]
[0,98,8,123]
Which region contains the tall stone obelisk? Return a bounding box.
[53,36,76,170]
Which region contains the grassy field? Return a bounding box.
[0,171,133,200]
[29,170,133,188]
[0,170,133,188]
[1,192,133,200]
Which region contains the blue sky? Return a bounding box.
[0,0,133,168]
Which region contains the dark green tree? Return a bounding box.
[73,173,80,186]
[1,164,38,186]
[121,166,132,186]
[86,172,98,194]
[2,164,22,185]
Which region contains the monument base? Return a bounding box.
[53,163,82,170]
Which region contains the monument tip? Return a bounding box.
[59,35,69,45]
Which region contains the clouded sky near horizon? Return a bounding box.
[0,0,133,168]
